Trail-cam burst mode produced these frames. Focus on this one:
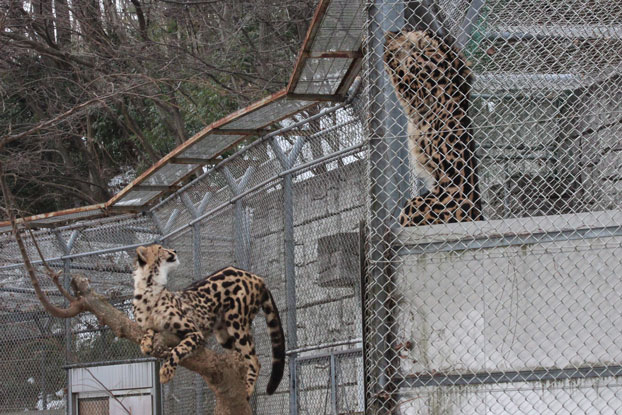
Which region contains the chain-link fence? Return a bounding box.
[3,1,622,414]
[0,81,367,414]
[364,0,622,413]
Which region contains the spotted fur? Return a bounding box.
[384,30,482,226]
[132,244,285,398]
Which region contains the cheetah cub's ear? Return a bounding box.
[136,246,149,267]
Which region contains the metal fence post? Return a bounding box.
[54,230,78,415]
[270,136,305,415]
[150,209,181,245]
[181,192,212,280]
[54,231,78,360]
[364,0,404,411]
[180,192,212,414]
[330,353,338,415]
[223,167,255,270]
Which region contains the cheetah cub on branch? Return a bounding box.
[132,244,285,398]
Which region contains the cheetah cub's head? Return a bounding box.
[134,244,179,286]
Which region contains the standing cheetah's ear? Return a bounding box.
[136,246,148,267]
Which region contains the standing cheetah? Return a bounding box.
[132,244,285,398]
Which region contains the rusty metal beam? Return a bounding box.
[212,128,270,135]
[286,93,346,102]
[287,0,333,92]
[0,203,107,230]
[133,184,182,192]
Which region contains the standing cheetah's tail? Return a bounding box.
[262,288,285,395]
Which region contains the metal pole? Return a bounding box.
[181,193,212,280]
[67,369,73,415]
[223,166,254,269]
[54,231,78,362]
[284,165,298,415]
[54,230,78,415]
[330,353,338,415]
[365,0,404,411]
[270,136,304,415]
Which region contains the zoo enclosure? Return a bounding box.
[1,0,622,414]
[0,84,368,415]
[364,0,622,413]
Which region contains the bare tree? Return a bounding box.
[1,0,316,216]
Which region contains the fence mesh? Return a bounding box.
[364,0,622,413]
[0,85,367,413]
[3,1,622,414]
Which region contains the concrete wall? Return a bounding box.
[393,210,622,414]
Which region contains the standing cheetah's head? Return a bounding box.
[134,244,179,286]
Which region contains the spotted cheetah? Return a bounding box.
[132,244,285,398]
[384,30,482,226]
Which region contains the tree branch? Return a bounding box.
[0,160,252,414]
[26,225,77,302]
[0,160,85,318]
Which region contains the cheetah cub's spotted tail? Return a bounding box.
[261,287,285,395]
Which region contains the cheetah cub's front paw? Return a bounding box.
[140,329,155,355]
[159,362,176,384]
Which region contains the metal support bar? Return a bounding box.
[330,353,338,415]
[181,193,212,219]
[223,166,255,270]
[296,347,363,363]
[286,338,363,356]
[396,225,622,256]
[181,192,212,281]
[270,136,305,415]
[0,287,64,296]
[398,365,622,388]
[54,230,78,415]
[150,209,180,238]
[365,1,404,410]
[485,25,622,41]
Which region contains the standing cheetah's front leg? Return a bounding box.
[159,329,205,384]
[140,328,156,355]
